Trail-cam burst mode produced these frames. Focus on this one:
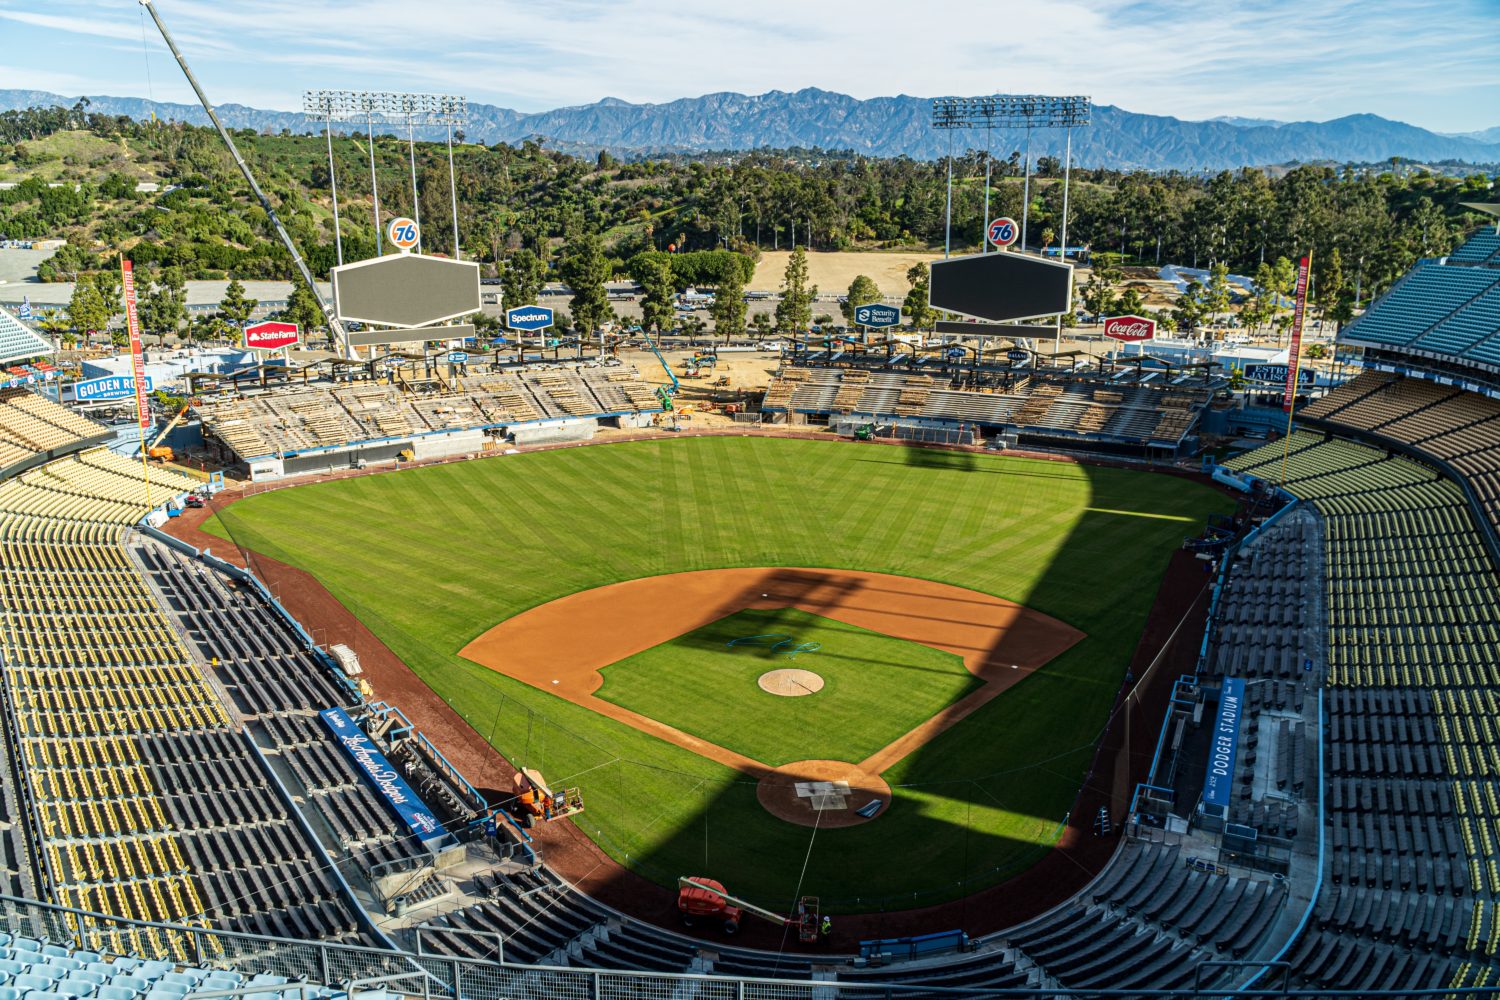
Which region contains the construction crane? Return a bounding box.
[676,876,821,942]
[139,0,350,357]
[142,401,192,462]
[633,325,679,396]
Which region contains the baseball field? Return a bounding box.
[204,437,1231,911]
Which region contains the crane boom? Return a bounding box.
[145,401,191,452]
[138,0,350,358]
[635,325,679,395]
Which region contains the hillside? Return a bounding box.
[0,113,1493,331]
[4,88,1499,171]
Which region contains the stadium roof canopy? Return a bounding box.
[0,306,53,366]
[1338,229,1500,378]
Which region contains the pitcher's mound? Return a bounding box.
[757,759,890,828]
[758,668,825,697]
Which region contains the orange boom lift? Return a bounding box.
[676,876,821,942]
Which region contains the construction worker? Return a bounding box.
[819,914,832,940]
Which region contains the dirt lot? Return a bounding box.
[751,250,941,295]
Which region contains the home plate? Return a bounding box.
[757,760,891,828]
[794,780,851,810]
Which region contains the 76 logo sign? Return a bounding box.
[387,217,420,252]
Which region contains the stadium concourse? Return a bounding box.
[0,231,1499,1000]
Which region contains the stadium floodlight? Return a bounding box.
[302,91,469,259]
[930,95,1092,260]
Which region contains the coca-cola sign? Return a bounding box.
[1103,314,1157,342]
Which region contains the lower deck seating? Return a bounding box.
[1227,436,1500,992]
[136,542,431,879]
[0,453,369,957]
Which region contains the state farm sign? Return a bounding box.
[1103,314,1157,343]
[244,321,300,350]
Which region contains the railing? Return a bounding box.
[6,890,1500,999]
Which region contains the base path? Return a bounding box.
[461,567,1084,784]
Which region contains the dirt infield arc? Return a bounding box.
[460,567,1084,822]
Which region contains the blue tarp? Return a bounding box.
[1203,677,1245,810]
[319,706,445,842]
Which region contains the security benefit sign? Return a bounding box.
[1202,677,1245,813]
[853,303,901,328]
[319,707,445,842]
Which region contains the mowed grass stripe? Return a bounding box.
[207,437,1231,909]
[596,608,980,766]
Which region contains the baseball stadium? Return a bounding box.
[2,9,1500,998]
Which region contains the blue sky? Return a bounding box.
[0,0,1496,132]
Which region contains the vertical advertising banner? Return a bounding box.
[1202,677,1245,810]
[1283,254,1311,412]
[120,259,151,431]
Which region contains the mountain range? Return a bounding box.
[5,87,1499,172]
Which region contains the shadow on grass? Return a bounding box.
[553,461,1227,931]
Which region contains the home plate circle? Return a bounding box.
[757,668,824,697]
[757,760,890,828]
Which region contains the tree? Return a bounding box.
[710,260,746,343]
[1040,227,1056,256]
[1171,280,1208,335]
[773,246,816,333]
[284,282,325,342]
[903,262,936,331]
[500,248,545,312]
[1080,266,1120,321]
[839,274,881,326]
[558,234,612,336]
[34,308,71,349]
[66,276,110,344]
[1116,287,1147,316]
[219,278,257,326]
[1253,256,1297,344]
[1202,261,1233,327]
[141,266,187,345]
[751,311,774,336]
[1317,248,1347,331]
[191,314,235,345]
[638,254,677,334]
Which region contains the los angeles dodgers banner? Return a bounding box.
[1283,254,1311,412]
[120,259,151,431]
[319,706,446,842]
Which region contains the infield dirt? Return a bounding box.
[460,567,1083,781]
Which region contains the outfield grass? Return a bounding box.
[206,437,1231,910]
[596,607,979,767]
